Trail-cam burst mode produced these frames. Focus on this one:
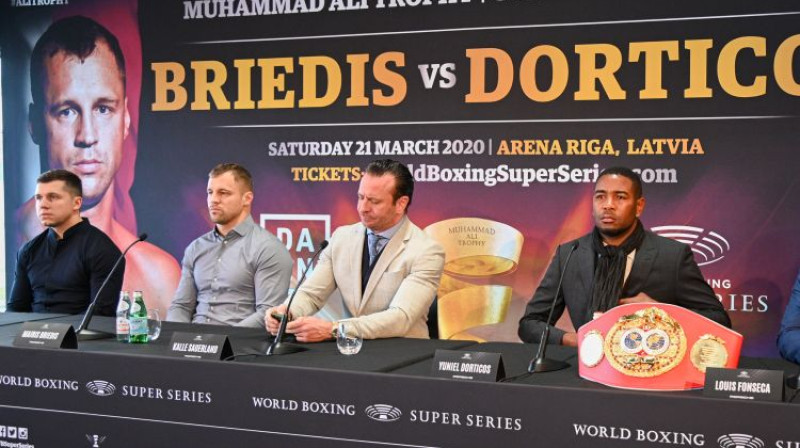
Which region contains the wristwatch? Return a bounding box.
[331,321,339,339]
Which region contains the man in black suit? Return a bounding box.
[518,167,731,346]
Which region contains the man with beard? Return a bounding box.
[518,166,730,346]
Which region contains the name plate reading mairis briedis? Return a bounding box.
[703,367,784,402]
[432,350,505,382]
[13,322,76,349]
[167,332,232,361]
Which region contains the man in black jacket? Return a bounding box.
[518,166,731,346]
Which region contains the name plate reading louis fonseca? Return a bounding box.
[168,332,232,361]
[432,350,505,382]
[13,322,76,349]
[703,367,784,402]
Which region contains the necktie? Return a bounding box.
[368,233,385,265]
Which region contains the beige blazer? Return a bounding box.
[290,217,445,339]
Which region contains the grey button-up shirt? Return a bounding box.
[167,215,292,327]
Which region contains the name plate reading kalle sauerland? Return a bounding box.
[432,350,505,382]
[167,332,233,360]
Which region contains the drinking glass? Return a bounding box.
[336,322,362,355]
[147,309,161,342]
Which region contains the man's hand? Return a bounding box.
[618,292,658,305]
[561,332,578,347]
[265,304,289,335]
[286,316,334,342]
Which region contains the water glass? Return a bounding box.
[336,322,363,355]
[147,309,162,342]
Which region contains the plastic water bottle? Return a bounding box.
[115,291,131,342]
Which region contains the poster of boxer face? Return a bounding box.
[2,0,798,356]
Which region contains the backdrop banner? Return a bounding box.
[2,0,799,356]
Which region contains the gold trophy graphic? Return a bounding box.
[425,218,524,340]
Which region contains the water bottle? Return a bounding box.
[128,291,148,344]
[115,291,131,342]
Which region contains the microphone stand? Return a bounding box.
[528,242,579,373]
[75,234,147,341]
[787,370,800,390]
[266,240,328,355]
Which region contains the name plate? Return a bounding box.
[703,367,784,402]
[167,332,232,361]
[13,322,76,349]
[432,350,505,382]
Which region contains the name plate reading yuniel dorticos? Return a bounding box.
[13,322,76,349]
[168,332,232,361]
[703,367,784,402]
[432,350,505,382]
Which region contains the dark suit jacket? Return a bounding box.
[518,230,731,344]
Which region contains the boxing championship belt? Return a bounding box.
[577,303,742,391]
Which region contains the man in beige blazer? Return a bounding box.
[266,159,445,341]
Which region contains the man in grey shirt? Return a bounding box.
[168,163,292,327]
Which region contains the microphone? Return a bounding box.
[266,240,329,356]
[75,233,147,341]
[528,241,579,373]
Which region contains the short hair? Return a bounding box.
[29,16,126,106]
[209,163,254,192]
[37,169,83,197]
[597,166,643,199]
[365,159,414,209]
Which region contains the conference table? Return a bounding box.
[0,313,797,447]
